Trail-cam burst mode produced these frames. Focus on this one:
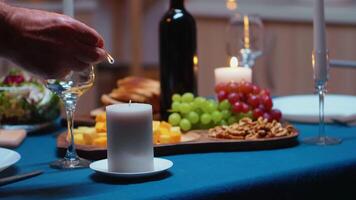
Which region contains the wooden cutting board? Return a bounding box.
[57,130,299,160]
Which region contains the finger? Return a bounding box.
[69,40,106,64]
[71,20,104,48]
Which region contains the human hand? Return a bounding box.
[2,4,106,78]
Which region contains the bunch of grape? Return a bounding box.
[215,81,282,123]
[168,93,247,132]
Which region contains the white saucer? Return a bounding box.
[90,158,173,178]
[0,147,21,173]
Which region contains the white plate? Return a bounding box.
[90,158,173,178]
[273,94,356,123]
[0,148,21,172]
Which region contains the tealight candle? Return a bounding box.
[106,103,153,173]
[214,57,252,84]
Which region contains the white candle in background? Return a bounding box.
[63,0,74,17]
[313,0,328,84]
[106,103,153,173]
[214,57,252,84]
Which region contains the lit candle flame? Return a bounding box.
[243,15,250,49]
[230,56,239,68]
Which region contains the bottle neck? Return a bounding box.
[170,0,185,9]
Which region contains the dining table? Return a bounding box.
[1,122,356,200]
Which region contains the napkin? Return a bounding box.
[0,129,27,148]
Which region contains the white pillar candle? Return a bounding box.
[214,67,252,84]
[313,0,328,84]
[106,103,153,173]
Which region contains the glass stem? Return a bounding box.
[317,84,325,140]
[65,101,78,161]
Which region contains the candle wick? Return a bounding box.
[129,100,132,106]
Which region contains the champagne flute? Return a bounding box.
[226,13,263,68]
[46,54,114,169]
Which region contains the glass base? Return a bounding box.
[303,136,342,145]
[50,157,91,169]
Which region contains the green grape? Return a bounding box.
[206,101,218,113]
[171,102,181,112]
[172,94,181,102]
[179,103,191,114]
[187,111,199,124]
[201,113,212,125]
[218,99,231,111]
[211,111,223,123]
[228,116,238,125]
[221,110,231,119]
[193,97,206,108]
[168,113,181,126]
[219,119,228,126]
[179,118,192,131]
[182,92,194,103]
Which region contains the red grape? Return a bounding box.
[252,85,260,94]
[270,109,282,122]
[228,93,240,104]
[215,82,228,93]
[241,103,250,113]
[261,95,273,111]
[257,104,266,112]
[232,101,243,113]
[238,93,246,102]
[247,94,260,108]
[227,82,239,93]
[252,108,264,119]
[217,90,228,102]
[240,82,253,95]
[260,89,271,96]
[263,112,273,122]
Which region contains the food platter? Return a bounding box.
[57,129,299,160]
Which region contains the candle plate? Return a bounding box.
[90,158,173,178]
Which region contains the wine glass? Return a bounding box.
[46,66,95,169]
[45,53,114,169]
[226,13,263,68]
[303,51,341,145]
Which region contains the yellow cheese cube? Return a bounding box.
[159,121,172,130]
[170,131,181,143]
[153,121,160,131]
[95,112,106,122]
[95,122,106,132]
[73,133,85,145]
[159,134,171,144]
[93,136,107,148]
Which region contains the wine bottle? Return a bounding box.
[159,0,198,120]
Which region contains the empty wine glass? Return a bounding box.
[303,51,341,145]
[226,13,263,68]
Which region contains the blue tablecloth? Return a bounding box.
[1,123,356,200]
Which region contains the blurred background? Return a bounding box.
[1,0,356,115]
